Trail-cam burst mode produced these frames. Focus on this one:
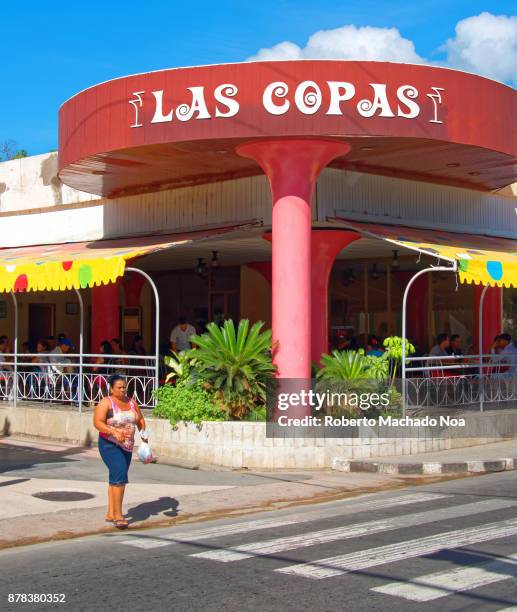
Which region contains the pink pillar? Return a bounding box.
[473,285,502,354]
[123,273,146,307]
[246,261,272,286]
[91,283,120,352]
[311,230,360,364]
[394,271,429,352]
[237,139,350,383]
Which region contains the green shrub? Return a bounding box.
[244,405,267,421]
[188,319,276,419]
[153,381,227,425]
[383,336,416,383]
[163,351,194,385]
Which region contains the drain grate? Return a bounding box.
[32,491,95,502]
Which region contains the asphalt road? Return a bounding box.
[1,470,517,612]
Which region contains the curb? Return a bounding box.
[331,457,517,475]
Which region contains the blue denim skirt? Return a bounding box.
[98,435,132,485]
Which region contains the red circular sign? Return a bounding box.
[58,60,516,196]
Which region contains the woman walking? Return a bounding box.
[93,374,148,529]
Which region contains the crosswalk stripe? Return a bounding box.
[117,492,447,549]
[191,498,517,562]
[372,552,517,601]
[119,539,172,549]
[276,517,517,579]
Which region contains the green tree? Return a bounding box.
[12,149,28,159]
[0,140,28,161]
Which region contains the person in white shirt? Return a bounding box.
[169,317,196,353]
[49,338,73,374]
[49,337,78,402]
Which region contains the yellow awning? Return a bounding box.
[0,225,245,293]
[329,218,517,288]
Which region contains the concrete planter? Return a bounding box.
[1,404,516,470]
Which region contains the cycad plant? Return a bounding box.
[317,349,372,380]
[317,349,389,381]
[188,319,276,419]
[315,349,390,416]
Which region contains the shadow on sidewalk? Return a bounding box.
[0,440,89,474]
[0,477,30,487]
[127,496,180,523]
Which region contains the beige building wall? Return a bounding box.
[0,153,99,213]
[239,265,271,329]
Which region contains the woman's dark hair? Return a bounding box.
[100,340,112,354]
[108,374,125,389]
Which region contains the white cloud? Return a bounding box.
[250,41,302,61]
[443,12,517,84]
[249,25,424,64]
[247,13,517,84]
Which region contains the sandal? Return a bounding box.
[113,519,129,530]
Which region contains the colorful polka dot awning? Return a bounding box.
[0,226,241,293]
[330,218,517,288]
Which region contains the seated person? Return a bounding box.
[429,333,450,358]
[447,333,465,375]
[429,333,450,376]
[491,333,517,377]
[366,334,384,357]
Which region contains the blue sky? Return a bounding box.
[2,1,516,155]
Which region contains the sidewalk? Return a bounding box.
[332,439,517,474]
[0,436,438,550]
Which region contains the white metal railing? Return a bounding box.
[403,353,517,408]
[1,266,161,411]
[0,352,158,408]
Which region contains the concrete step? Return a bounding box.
[332,456,517,475]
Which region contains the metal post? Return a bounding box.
[74,288,84,413]
[125,267,160,402]
[10,292,18,408]
[478,284,489,413]
[401,264,457,416]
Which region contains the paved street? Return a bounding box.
[0,437,407,549]
[1,470,517,611]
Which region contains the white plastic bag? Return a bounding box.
[137,441,155,464]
